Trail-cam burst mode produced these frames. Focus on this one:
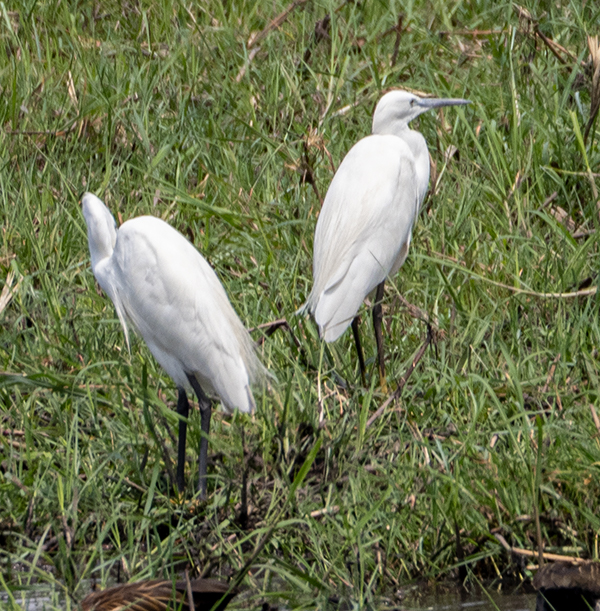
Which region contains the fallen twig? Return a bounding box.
[250,316,303,352]
[439,29,508,37]
[365,325,432,430]
[395,294,445,340]
[5,122,80,137]
[494,532,587,564]
[0,270,23,316]
[511,547,587,564]
[390,13,404,66]
[329,99,363,119]
[541,191,558,208]
[235,47,260,82]
[250,317,288,336]
[0,437,25,450]
[1,428,24,436]
[428,251,598,298]
[106,475,146,493]
[572,228,596,239]
[247,0,308,49]
[303,14,331,65]
[302,133,324,205]
[237,0,309,82]
[184,569,196,611]
[541,354,561,395]
[513,5,584,67]
[309,505,340,519]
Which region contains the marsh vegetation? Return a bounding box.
[1,0,600,608]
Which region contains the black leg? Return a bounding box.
[373,281,386,389]
[176,388,191,494]
[198,402,212,499]
[239,426,248,529]
[351,316,367,386]
[186,373,213,499]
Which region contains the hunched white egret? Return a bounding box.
[304,90,469,385]
[82,193,266,498]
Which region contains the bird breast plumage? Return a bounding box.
[308,134,420,342]
[95,216,258,413]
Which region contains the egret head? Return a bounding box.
[372,90,470,136]
[82,192,117,270]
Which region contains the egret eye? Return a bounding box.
[410,99,415,106]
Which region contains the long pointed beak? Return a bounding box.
[418,97,471,110]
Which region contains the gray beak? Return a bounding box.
[418,97,471,110]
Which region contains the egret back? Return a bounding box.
[103,216,263,413]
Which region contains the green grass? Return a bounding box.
[1,0,600,608]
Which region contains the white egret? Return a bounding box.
[304,90,469,384]
[82,193,266,498]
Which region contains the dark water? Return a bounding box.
[0,589,62,610]
[401,589,536,611]
[1,587,537,610]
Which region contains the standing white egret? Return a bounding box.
[82,193,266,498]
[304,90,469,385]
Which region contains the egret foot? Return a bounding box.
[379,371,388,394]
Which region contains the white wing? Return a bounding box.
[95,216,263,413]
[307,134,419,342]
